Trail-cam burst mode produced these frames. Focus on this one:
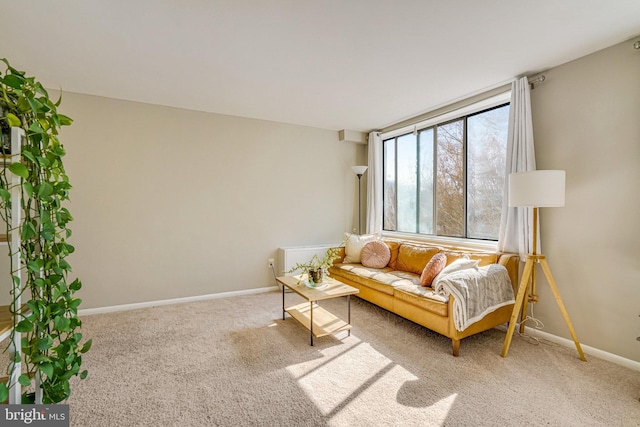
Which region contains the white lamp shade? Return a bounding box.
[351,165,368,175]
[509,170,565,207]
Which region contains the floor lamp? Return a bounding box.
[501,170,586,361]
[351,166,367,235]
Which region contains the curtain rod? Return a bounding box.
[377,73,546,135]
[529,74,546,89]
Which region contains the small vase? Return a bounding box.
[308,268,324,285]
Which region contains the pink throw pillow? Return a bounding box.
[360,241,391,268]
[420,252,447,287]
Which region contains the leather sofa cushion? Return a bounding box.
[330,264,396,295]
[383,240,401,270]
[394,286,449,316]
[396,244,441,275]
[330,264,422,296]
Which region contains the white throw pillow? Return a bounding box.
[343,233,378,264]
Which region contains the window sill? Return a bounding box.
[381,231,499,252]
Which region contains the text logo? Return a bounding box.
[1,405,69,426]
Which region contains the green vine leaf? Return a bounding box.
[30,355,51,364]
[21,149,36,163]
[21,221,36,240]
[27,260,43,274]
[26,99,41,116]
[2,73,24,89]
[36,156,50,168]
[0,383,7,403]
[6,113,21,127]
[26,300,42,316]
[37,337,53,351]
[28,120,44,134]
[57,114,73,126]
[68,296,82,306]
[40,363,54,379]
[18,375,31,387]
[37,182,54,197]
[15,319,33,333]
[8,162,28,178]
[80,339,92,354]
[22,181,33,198]
[69,279,82,291]
[48,274,63,285]
[53,316,71,332]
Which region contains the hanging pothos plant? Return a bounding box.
[0,58,90,403]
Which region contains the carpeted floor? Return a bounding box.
[67,291,640,426]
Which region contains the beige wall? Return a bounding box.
[529,38,640,362]
[53,94,362,309]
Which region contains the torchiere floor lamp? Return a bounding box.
[501,170,586,361]
[351,166,367,235]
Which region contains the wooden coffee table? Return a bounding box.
[277,275,359,346]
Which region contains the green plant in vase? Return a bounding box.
[285,245,343,286]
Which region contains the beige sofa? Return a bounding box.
[328,239,519,356]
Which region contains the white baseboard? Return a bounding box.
[78,286,279,316]
[79,290,639,372]
[520,325,640,372]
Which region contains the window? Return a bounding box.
[383,100,510,241]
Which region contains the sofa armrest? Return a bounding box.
[332,247,346,264]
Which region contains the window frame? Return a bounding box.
[380,91,511,250]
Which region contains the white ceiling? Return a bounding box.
[2,1,639,132]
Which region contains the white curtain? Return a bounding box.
[497,76,539,256]
[366,131,383,235]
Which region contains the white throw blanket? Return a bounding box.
[433,263,515,331]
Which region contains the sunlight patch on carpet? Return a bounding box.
[285,338,457,425]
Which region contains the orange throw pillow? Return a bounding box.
[420,252,447,287]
